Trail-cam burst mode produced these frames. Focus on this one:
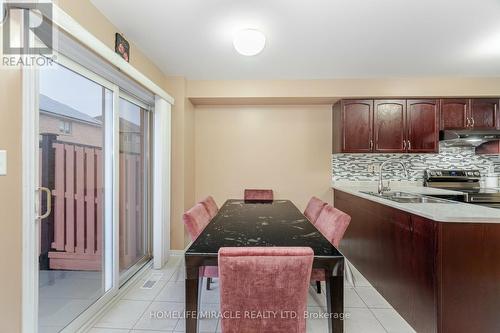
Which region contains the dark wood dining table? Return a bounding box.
[184,199,345,333]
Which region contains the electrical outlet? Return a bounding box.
[0,150,6,176]
[373,164,381,173]
[367,164,374,173]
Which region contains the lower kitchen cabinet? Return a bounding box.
[334,189,500,333]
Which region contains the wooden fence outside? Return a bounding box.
[40,133,143,271]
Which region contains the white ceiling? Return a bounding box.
[91,0,500,80]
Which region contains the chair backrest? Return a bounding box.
[304,196,327,224]
[314,205,351,247]
[218,247,313,333]
[183,203,211,240]
[200,195,218,219]
[244,189,274,201]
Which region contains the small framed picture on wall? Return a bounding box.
[115,33,130,62]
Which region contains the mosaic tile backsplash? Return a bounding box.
[332,144,500,182]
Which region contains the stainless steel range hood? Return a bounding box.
[439,130,500,147]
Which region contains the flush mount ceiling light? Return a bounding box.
[233,29,266,56]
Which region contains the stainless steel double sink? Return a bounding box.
[361,191,456,204]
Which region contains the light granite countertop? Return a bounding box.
[332,181,500,223]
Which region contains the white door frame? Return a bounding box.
[153,97,171,269]
[21,64,40,333]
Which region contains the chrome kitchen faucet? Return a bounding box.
[378,159,409,194]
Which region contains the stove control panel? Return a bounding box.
[424,170,481,189]
[425,170,481,179]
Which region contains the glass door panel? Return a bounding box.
[118,97,151,281]
[38,61,112,332]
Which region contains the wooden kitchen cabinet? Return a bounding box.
[334,189,500,333]
[334,97,498,154]
[440,98,499,130]
[333,99,439,153]
[332,100,373,153]
[440,99,469,130]
[374,100,406,152]
[476,140,500,154]
[406,99,439,153]
[470,98,499,129]
[408,215,438,333]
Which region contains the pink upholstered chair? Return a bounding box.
[183,203,211,240]
[218,247,313,333]
[304,196,327,224]
[311,205,351,293]
[183,203,219,290]
[244,189,274,201]
[200,195,219,219]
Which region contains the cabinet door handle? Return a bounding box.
[471,117,475,128]
[403,140,406,150]
[370,140,374,151]
[407,140,411,150]
[466,117,470,127]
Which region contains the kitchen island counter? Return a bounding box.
[332,183,500,223]
[333,187,500,333]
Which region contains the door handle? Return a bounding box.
[37,187,52,220]
[466,117,471,128]
[470,117,475,128]
[370,140,374,151]
[403,140,406,150]
[407,140,411,150]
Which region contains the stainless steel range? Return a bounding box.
[424,169,500,209]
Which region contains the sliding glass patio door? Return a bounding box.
[38,59,114,333]
[37,56,153,332]
[118,96,152,282]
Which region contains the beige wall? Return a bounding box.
[194,105,333,211]
[55,0,165,87]
[188,77,500,101]
[0,64,23,333]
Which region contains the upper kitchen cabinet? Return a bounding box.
[476,140,500,154]
[333,100,373,153]
[373,100,406,153]
[470,99,499,130]
[406,99,439,153]
[440,98,499,130]
[440,99,468,130]
[333,99,439,154]
[334,97,497,154]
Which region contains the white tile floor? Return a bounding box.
[92,256,415,333]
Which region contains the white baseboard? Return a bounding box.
[169,241,192,256]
